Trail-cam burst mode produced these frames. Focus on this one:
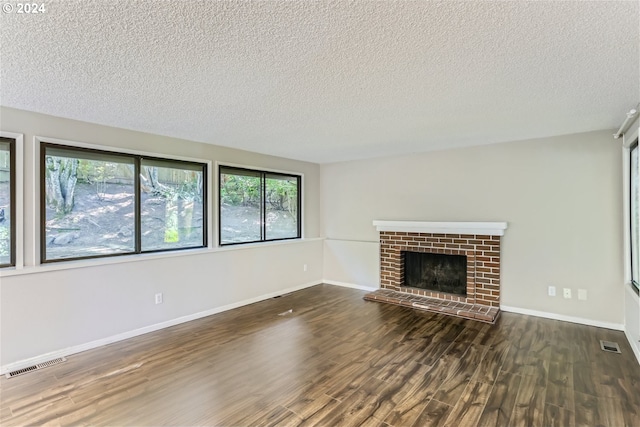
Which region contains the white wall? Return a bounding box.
[0,107,322,370]
[323,239,379,289]
[321,130,624,327]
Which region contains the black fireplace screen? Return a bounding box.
[403,251,467,296]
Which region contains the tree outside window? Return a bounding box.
[41,143,206,262]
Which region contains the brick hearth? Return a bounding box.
[364,221,507,323]
[363,288,500,323]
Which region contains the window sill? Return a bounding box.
[0,237,323,278]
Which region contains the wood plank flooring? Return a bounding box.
[1,284,639,426]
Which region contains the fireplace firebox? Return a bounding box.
[403,251,467,296]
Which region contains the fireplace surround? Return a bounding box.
[364,221,508,323]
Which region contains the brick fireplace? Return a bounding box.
[364,221,507,323]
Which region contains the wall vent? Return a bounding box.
[599,340,621,354]
[5,357,67,379]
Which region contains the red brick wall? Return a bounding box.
[379,232,501,308]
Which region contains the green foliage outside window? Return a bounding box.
[220,174,261,207]
[219,166,300,245]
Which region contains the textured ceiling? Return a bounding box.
[1,1,638,163]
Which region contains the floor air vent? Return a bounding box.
[599,340,621,354]
[5,357,67,379]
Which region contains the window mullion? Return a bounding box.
[261,172,266,241]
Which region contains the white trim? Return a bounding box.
[0,131,24,269]
[324,238,378,244]
[0,279,323,375]
[500,305,624,331]
[32,136,39,264]
[0,237,324,277]
[323,279,378,292]
[614,104,640,139]
[621,116,639,148]
[623,146,632,285]
[373,220,508,236]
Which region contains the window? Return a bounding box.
[140,159,205,252]
[41,143,207,262]
[0,137,15,268]
[219,166,300,245]
[631,141,639,293]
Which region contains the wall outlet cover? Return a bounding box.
[578,289,587,300]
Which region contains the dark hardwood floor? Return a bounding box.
[1,284,639,426]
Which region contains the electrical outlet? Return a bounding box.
[548,286,556,297]
[303,264,308,272]
[578,289,587,301]
[155,293,163,304]
[563,288,572,299]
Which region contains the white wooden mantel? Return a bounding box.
[372,221,508,236]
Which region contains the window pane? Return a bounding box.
[631,144,639,286]
[44,147,135,261]
[219,166,301,246]
[265,174,299,240]
[0,140,12,266]
[140,160,205,251]
[220,168,262,244]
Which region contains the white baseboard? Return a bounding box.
[323,279,378,292]
[0,280,323,375]
[500,305,624,331]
